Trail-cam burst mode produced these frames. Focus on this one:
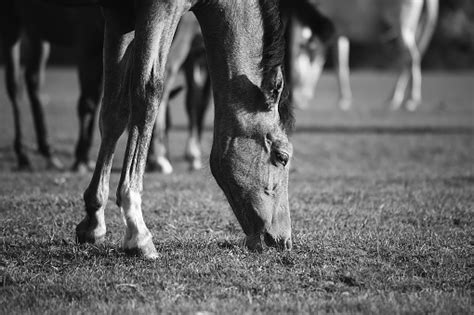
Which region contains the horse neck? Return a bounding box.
[194,0,264,105]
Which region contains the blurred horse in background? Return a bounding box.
[1,0,208,173]
[291,0,439,111]
[0,0,104,171]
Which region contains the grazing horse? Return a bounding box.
[0,0,104,171]
[291,0,439,111]
[70,0,293,258]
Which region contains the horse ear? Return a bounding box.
[262,66,284,111]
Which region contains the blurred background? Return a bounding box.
[0,0,472,69]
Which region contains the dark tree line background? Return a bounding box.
[0,0,473,69]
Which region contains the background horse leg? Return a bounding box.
[147,15,197,174]
[73,48,103,173]
[1,13,31,170]
[77,7,134,245]
[389,67,410,110]
[24,38,63,169]
[184,52,211,171]
[391,0,424,111]
[334,36,352,110]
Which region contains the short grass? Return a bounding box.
[0,69,473,313]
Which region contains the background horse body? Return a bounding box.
[292,0,439,110]
[0,0,104,171]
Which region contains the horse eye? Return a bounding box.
[274,151,289,166]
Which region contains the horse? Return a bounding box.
[0,0,104,171]
[50,0,295,258]
[290,0,439,111]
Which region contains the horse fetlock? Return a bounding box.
[83,187,108,214]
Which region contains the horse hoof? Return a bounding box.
[123,233,158,260]
[75,216,106,244]
[47,156,64,171]
[16,160,33,172]
[243,235,263,253]
[72,160,95,174]
[189,158,203,171]
[405,99,420,112]
[389,99,403,111]
[146,157,173,174]
[338,98,352,111]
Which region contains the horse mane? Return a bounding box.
[259,0,294,133]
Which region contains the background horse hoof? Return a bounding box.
[389,99,403,111]
[405,99,420,111]
[16,156,33,172]
[146,157,173,174]
[185,154,203,171]
[75,216,106,244]
[72,160,95,174]
[47,156,64,171]
[189,158,203,171]
[338,98,352,111]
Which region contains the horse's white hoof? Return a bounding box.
[190,158,203,171]
[147,157,173,174]
[338,98,352,111]
[123,231,158,260]
[405,99,420,112]
[157,157,173,174]
[47,156,64,171]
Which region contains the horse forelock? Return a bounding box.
[259,0,294,134]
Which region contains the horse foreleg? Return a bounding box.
[24,39,63,170]
[73,51,103,173]
[77,8,134,245]
[184,55,210,171]
[334,36,352,110]
[117,0,186,259]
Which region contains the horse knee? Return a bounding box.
[130,73,164,120]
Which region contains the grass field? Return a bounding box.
[0,68,473,313]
